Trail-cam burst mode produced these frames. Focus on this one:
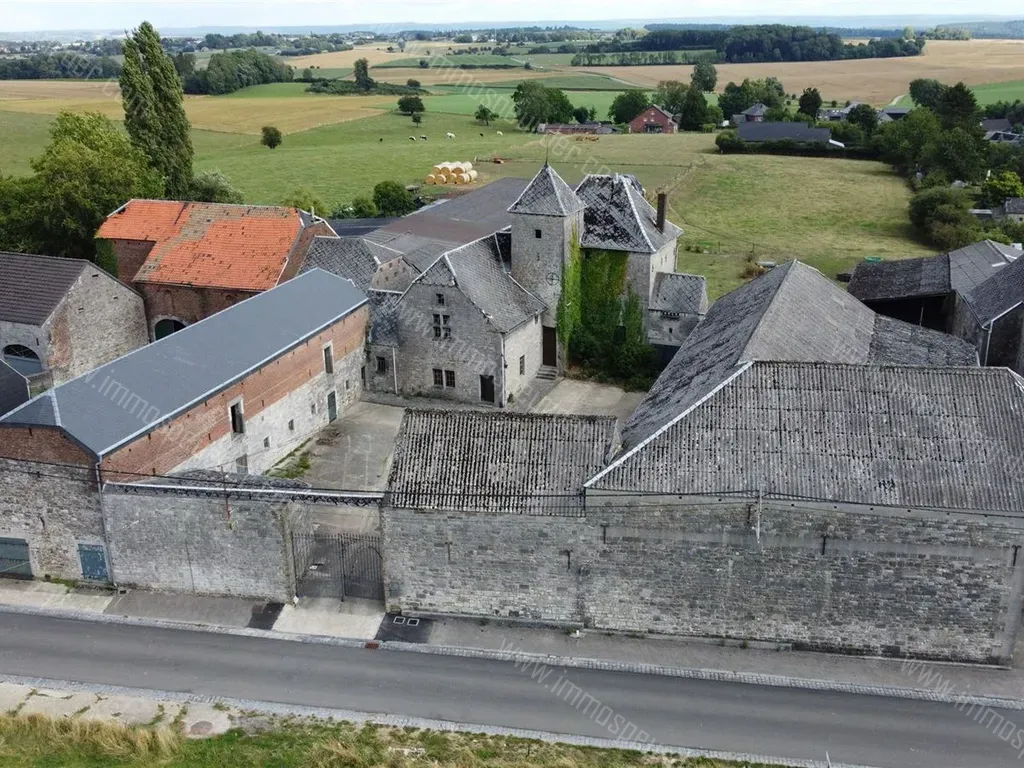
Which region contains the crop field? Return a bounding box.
[591,39,1024,104]
[429,73,636,91]
[375,54,520,69]
[371,66,551,86]
[286,44,409,69]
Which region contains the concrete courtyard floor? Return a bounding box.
[531,379,646,425]
[301,401,405,491]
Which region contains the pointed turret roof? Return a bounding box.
[507,164,585,217]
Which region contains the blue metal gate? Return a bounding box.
[0,537,31,580]
[77,544,109,582]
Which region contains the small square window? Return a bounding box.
[323,344,334,375]
[235,455,249,475]
[433,368,444,387]
[288,419,295,431]
[519,355,525,375]
[445,370,455,388]
[376,356,387,374]
[345,380,350,390]
[263,437,271,449]
[534,228,542,239]
[436,293,445,306]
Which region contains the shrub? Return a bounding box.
[373,181,416,217]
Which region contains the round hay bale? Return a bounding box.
[468,169,479,181]
[425,174,437,185]
[463,162,474,172]
[459,173,471,184]
[431,165,444,175]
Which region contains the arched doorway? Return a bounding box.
[2,345,42,377]
[154,318,186,340]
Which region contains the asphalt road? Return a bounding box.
[0,612,1020,767]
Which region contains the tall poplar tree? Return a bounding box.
[120,22,194,198]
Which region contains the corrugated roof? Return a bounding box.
[0,270,367,456]
[650,272,708,314]
[1005,198,1024,215]
[589,362,1024,514]
[507,164,585,217]
[621,261,980,452]
[387,410,618,514]
[0,252,87,326]
[96,200,306,291]
[414,234,545,333]
[575,174,682,254]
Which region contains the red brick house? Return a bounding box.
[628,106,678,134]
[96,201,335,339]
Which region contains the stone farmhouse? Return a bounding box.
[95,200,334,339]
[0,251,147,389]
[849,240,1024,372]
[305,166,705,407]
[0,270,367,583]
[382,262,1024,664]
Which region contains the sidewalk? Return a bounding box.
[2,580,1022,704]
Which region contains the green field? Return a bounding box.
[894,79,1024,107]
[408,90,626,120]
[430,73,639,91]
[375,54,519,69]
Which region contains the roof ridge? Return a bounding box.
[737,261,800,361]
[0,251,89,269]
[620,178,654,252]
[407,408,618,424]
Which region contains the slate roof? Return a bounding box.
[417,177,528,232]
[327,217,397,237]
[588,362,1024,514]
[96,200,309,291]
[1006,198,1024,215]
[619,261,978,451]
[507,164,586,217]
[650,272,708,315]
[415,234,545,333]
[364,231,455,272]
[848,241,1021,303]
[961,250,1024,324]
[848,254,952,302]
[743,103,769,116]
[300,236,404,293]
[367,289,401,346]
[575,174,682,253]
[0,270,367,456]
[982,118,1013,133]
[0,252,88,325]
[738,122,832,144]
[387,410,618,514]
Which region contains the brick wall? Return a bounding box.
[103,485,314,600]
[108,239,154,284]
[46,267,148,384]
[282,220,334,283]
[382,493,1024,663]
[137,283,259,336]
[100,305,368,480]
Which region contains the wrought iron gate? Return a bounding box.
[292,532,384,601]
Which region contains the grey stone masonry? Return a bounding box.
[509,210,583,328]
[102,484,315,601]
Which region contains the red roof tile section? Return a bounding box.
[96,200,304,291]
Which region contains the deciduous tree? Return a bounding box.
[373,181,416,216]
[653,80,689,116]
[608,90,650,124]
[690,60,717,92]
[677,88,708,131]
[798,87,823,120]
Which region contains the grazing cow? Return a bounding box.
[446,132,455,139]
[420,135,428,140]
[480,133,484,137]
[379,137,384,142]
[496,130,504,136]
[409,136,417,141]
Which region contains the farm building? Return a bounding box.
[95,200,335,339]
[0,252,147,391]
[849,240,1024,371]
[382,262,1024,665]
[627,106,677,134]
[738,122,833,144]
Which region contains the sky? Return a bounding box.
[0,0,1008,33]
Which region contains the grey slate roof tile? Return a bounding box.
[0,270,367,456]
[387,410,618,514]
[0,251,88,326]
[650,272,709,314]
[868,316,978,366]
[416,235,545,333]
[507,164,586,217]
[848,255,951,302]
[300,236,402,293]
[367,289,401,346]
[948,240,1019,294]
[738,121,832,144]
[589,362,1024,514]
[1005,198,1024,215]
[961,251,1024,324]
[575,174,682,253]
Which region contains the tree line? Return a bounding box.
[173,49,294,95]
[576,25,925,63]
[0,52,121,80]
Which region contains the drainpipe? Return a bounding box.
[500,334,508,408]
[984,322,994,366]
[95,461,116,587]
[391,346,398,395]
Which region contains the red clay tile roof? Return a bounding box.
[96,200,305,291]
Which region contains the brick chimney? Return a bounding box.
[656,192,667,233]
